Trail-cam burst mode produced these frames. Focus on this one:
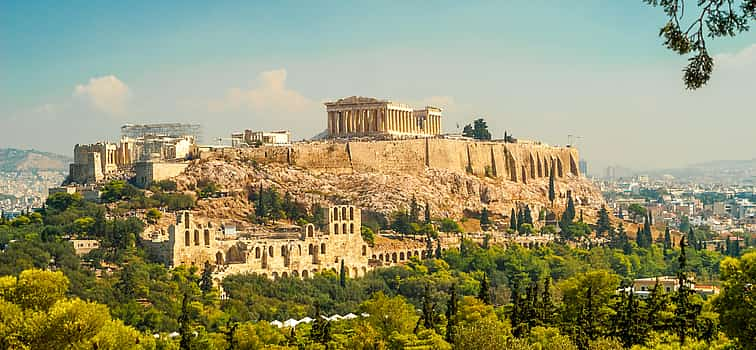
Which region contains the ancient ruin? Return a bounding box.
[325,96,442,138]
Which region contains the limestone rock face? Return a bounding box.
[174,159,604,223]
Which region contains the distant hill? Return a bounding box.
[0,148,71,172]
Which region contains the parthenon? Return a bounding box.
[325,96,442,138]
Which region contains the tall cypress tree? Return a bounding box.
[478,274,491,305]
[421,284,435,331]
[596,206,612,238]
[445,283,458,343]
[560,191,575,232]
[674,237,700,345]
[510,208,517,232]
[179,292,193,350]
[687,227,697,251]
[199,261,214,293]
[480,207,491,230]
[636,227,644,248]
[409,196,420,223]
[548,165,556,206]
[255,184,266,221]
[664,226,672,250]
[424,201,431,224]
[523,205,533,225]
[339,259,346,288]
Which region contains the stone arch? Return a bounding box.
[379,253,384,261]
[407,250,413,259]
[342,223,347,234]
[292,270,299,277]
[372,254,377,259]
[352,267,358,278]
[184,231,190,246]
[421,251,426,259]
[308,244,314,255]
[333,223,339,234]
[342,207,347,220]
[272,272,279,280]
[184,212,190,228]
[414,250,420,257]
[261,273,267,279]
[298,245,302,256]
[320,243,326,254]
[362,245,367,256]
[400,252,405,260]
[392,252,397,262]
[350,223,354,234]
[361,266,367,275]
[255,247,261,259]
[349,207,354,220]
[556,158,564,177]
[194,230,200,246]
[215,251,224,265]
[302,270,309,278]
[282,272,288,278]
[333,207,339,219]
[306,224,314,237]
[204,229,210,246]
[281,246,287,257]
[268,246,273,257]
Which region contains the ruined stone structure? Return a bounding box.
[144,205,451,279]
[325,96,442,138]
[134,160,190,188]
[206,138,580,184]
[231,130,291,147]
[68,124,197,184]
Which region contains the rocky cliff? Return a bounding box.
[175,139,603,225]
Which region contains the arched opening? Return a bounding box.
[352,267,358,278]
[282,272,288,278]
[307,225,314,237]
[529,154,536,179]
[421,251,426,258]
[308,244,314,255]
[333,207,339,219]
[349,207,354,220]
[268,246,273,257]
[255,247,261,259]
[292,270,299,277]
[400,252,405,261]
[333,223,339,234]
[272,272,279,280]
[379,253,383,261]
[204,229,210,246]
[216,252,224,265]
[392,252,397,262]
[557,158,564,177]
[261,273,267,279]
[194,230,200,246]
[342,223,347,235]
[298,245,302,255]
[184,231,190,246]
[342,207,347,220]
[362,245,367,256]
[320,243,326,254]
[184,213,190,228]
[302,270,309,278]
[350,223,354,234]
[281,246,287,257]
[371,254,376,259]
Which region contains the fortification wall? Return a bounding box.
[291,143,352,174]
[349,139,426,174]
[202,139,580,184]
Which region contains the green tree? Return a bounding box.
[480,207,491,230]
[409,196,420,224]
[596,206,612,238]
[627,204,647,222]
[462,118,492,140]
[644,0,756,89]
[477,274,491,305]
[548,166,556,206]
[664,225,672,250]
[199,261,214,293]
[445,283,458,343]
[673,237,701,345]
[439,218,462,233]
[145,208,162,224]
[510,208,517,231]
[424,201,431,224]
[339,259,346,288]
[715,252,756,349]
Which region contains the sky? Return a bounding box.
[1,1,754,172]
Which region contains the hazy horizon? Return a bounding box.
[2,1,755,172]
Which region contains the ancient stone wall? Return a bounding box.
[202,139,580,184]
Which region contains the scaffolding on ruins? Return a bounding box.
[121,123,202,142]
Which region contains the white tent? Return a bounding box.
[270,320,284,328]
[299,317,314,323]
[343,313,358,320]
[168,332,180,338]
[283,319,299,328]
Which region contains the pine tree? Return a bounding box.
[420,284,435,331]
[480,207,491,230]
[548,165,556,206]
[339,260,346,288]
[664,226,672,250]
[435,239,442,259]
[510,208,517,231]
[199,261,214,293]
[478,274,491,305]
[255,184,266,221]
[613,288,646,347]
[559,191,575,232]
[409,196,420,223]
[424,201,431,224]
[596,206,612,238]
[445,283,458,343]
[539,277,555,326]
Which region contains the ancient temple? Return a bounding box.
[324,96,442,138]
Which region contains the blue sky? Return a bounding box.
[1,1,754,171]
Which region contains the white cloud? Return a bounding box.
[209,68,316,113]
[73,75,131,115]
